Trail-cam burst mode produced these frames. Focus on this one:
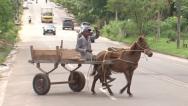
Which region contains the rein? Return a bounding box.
[115,42,145,65]
[102,41,147,65]
[101,50,109,81]
[112,58,138,65]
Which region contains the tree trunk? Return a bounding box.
[176,0,181,48]
[134,11,141,35]
[177,15,181,48]
[156,11,161,41]
[115,10,118,21]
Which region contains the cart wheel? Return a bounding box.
[33,73,51,95]
[68,71,85,92]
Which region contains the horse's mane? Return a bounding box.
[127,42,137,55]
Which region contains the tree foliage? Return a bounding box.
[0,0,14,32]
[54,0,188,39]
[0,0,20,42]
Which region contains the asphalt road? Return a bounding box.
[1,0,188,106]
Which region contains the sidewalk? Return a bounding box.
[0,49,17,106]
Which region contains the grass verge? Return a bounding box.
[0,47,12,63]
[103,35,188,59]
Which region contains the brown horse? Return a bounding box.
[90,36,153,96]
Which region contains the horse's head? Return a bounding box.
[136,36,153,57]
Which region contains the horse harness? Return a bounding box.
[102,41,149,65]
[99,41,147,82]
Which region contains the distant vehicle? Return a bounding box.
[43,24,56,35]
[41,8,53,23]
[23,2,29,9]
[28,16,32,24]
[55,3,63,8]
[62,18,74,30]
[80,22,91,33]
[27,0,33,4]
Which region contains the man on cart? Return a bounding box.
[75,27,115,84]
[76,27,94,60]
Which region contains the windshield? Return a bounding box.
[45,25,55,29]
[64,20,72,23]
[42,12,53,16]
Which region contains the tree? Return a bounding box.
[149,0,166,41]
[106,0,126,21]
[0,0,14,32]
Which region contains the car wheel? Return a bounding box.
[53,32,56,35]
[63,27,65,30]
[72,27,74,30]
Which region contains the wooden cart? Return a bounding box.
[29,41,112,95]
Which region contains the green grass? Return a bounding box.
[148,38,188,58]
[103,35,188,58]
[0,47,12,63]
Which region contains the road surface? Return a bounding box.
[0,0,188,106]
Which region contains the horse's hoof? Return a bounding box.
[128,93,133,97]
[110,93,114,96]
[119,90,123,94]
[92,92,96,95]
[129,94,133,97]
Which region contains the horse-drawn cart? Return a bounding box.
[29,41,112,95]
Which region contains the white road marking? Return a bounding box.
[0,80,8,106]
[155,53,188,63]
[99,88,117,101]
[0,49,16,106]
[153,75,188,88]
[141,70,188,88]
[0,69,12,106]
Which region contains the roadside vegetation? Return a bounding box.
[0,0,22,63]
[53,0,188,58]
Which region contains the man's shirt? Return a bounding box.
[76,35,92,59]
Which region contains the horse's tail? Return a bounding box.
[90,64,98,76]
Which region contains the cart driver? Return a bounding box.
[76,27,94,60]
[75,27,115,84]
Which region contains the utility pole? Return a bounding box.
[176,0,181,48]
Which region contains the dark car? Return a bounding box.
[62,18,74,30]
[43,24,56,35]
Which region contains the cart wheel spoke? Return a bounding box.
[33,73,51,95]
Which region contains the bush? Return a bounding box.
[0,21,17,42]
[160,17,177,37]
[101,20,137,38]
[143,20,158,36]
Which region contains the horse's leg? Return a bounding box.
[120,72,130,94]
[91,74,100,95]
[127,70,134,96]
[103,67,114,96]
[104,77,114,96]
[90,64,98,76]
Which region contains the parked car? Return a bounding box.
[43,24,56,35]
[62,18,74,30]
